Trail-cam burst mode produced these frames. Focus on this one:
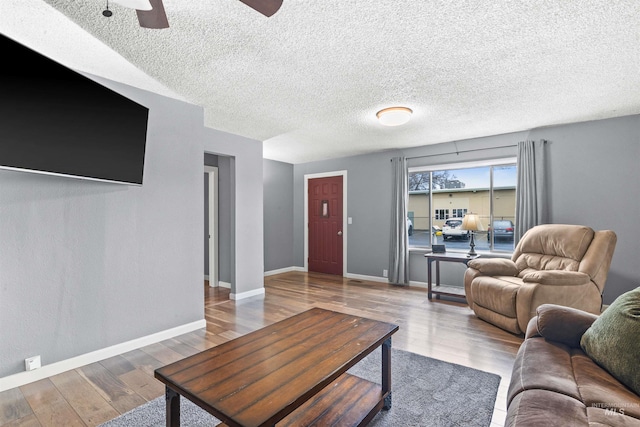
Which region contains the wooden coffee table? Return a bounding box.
[154,308,399,427]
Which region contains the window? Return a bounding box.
[434,209,449,220]
[451,208,467,218]
[408,158,517,252]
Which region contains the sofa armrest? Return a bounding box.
[466,258,518,276]
[526,304,598,347]
[522,270,591,286]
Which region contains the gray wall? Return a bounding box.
[203,153,233,283]
[217,156,233,284]
[204,153,218,276]
[203,129,264,296]
[0,77,205,377]
[529,115,640,303]
[263,159,294,272]
[293,151,400,277]
[287,115,639,303]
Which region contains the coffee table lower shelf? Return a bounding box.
[216,373,386,427]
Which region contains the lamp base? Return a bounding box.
[468,232,477,256]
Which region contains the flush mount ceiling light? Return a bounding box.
[376,107,413,126]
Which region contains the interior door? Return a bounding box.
[308,176,343,275]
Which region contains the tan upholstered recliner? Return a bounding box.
[464,224,617,334]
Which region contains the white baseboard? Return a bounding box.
[230,287,265,300]
[345,273,389,283]
[264,266,305,276]
[345,273,429,289]
[409,280,428,289]
[218,281,231,289]
[263,268,429,289]
[0,318,206,392]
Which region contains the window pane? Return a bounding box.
[408,172,431,246]
[490,165,517,251]
[434,167,489,251]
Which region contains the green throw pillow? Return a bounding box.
[580,286,640,395]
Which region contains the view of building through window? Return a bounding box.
[408,163,517,252]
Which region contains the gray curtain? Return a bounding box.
[515,140,548,244]
[389,157,409,285]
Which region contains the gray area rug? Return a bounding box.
[99,348,500,427]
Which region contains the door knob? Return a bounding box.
[338,231,343,236]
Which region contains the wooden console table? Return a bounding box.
[425,252,479,300]
[154,308,398,427]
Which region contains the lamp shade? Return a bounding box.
[461,213,483,231]
[376,107,412,126]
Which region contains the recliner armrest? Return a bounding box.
[526,303,598,347]
[466,258,518,276]
[522,270,591,286]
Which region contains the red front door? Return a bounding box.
[308,176,343,275]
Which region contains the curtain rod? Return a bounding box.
[393,140,547,162]
[404,143,517,161]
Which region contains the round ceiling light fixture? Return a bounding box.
[376,106,413,126]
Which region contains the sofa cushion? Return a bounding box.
[581,286,640,396]
[471,276,521,317]
[508,338,581,405]
[515,253,580,275]
[515,224,594,261]
[512,224,595,276]
[571,349,640,420]
[506,389,588,427]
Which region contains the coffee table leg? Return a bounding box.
[382,337,392,410]
[166,386,180,427]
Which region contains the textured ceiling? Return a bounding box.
[1,1,639,164]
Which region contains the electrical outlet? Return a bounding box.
[382,269,388,278]
[25,355,41,371]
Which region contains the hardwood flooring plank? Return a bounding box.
[118,349,164,378]
[172,330,217,352]
[0,388,33,425]
[20,379,85,427]
[77,363,146,415]
[98,356,136,377]
[117,369,164,402]
[139,342,186,366]
[1,414,41,427]
[0,272,522,427]
[49,370,119,427]
[162,338,204,358]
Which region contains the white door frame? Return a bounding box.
[304,170,348,276]
[205,166,219,287]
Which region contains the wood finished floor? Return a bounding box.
[0,271,523,427]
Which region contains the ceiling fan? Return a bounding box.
[104,0,283,29]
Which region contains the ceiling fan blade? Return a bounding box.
[237,0,283,17]
[112,0,152,10]
[136,0,169,29]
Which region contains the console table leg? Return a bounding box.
[382,337,392,410]
[427,260,433,300]
[435,260,441,300]
[166,386,180,427]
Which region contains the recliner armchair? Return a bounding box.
[464,224,617,334]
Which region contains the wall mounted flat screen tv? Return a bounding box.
[0,34,149,185]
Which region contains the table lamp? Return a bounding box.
[461,213,483,256]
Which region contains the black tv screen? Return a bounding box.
[0,34,149,185]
